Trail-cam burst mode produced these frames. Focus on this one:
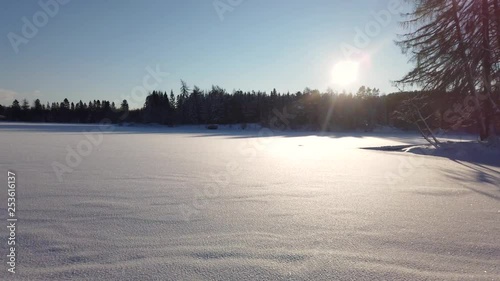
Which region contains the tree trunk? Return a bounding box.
[451,0,488,140]
[491,0,500,136]
[481,0,494,139]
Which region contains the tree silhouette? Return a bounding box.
[396,0,500,140]
[0,80,496,135]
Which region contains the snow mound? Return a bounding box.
[363,139,500,167]
[405,141,500,167]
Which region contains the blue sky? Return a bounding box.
[0,0,412,108]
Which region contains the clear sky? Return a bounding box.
[0,0,412,108]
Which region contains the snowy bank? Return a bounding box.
[366,140,500,167]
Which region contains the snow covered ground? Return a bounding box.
[0,122,499,280]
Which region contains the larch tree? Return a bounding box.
[396,0,499,141]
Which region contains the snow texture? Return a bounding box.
[0,123,498,281]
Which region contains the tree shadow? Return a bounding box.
[0,122,434,147]
[0,122,205,135]
[367,142,500,168]
[187,131,368,139]
[430,144,500,168]
[187,130,429,142]
[440,161,500,201]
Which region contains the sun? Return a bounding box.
[331,60,360,86]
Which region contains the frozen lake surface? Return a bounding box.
[0,123,499,280]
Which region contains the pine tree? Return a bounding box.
[33,99,42,111]
[120,99,129,112]
[21,99,30,111]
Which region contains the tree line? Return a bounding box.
[0,82,493,134]
[1,1,499,140]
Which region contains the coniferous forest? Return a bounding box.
[1,1,500,141]
[0,82,497,134]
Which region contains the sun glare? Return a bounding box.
[331,60,360,86]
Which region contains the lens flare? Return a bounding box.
[331,60,360,86]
